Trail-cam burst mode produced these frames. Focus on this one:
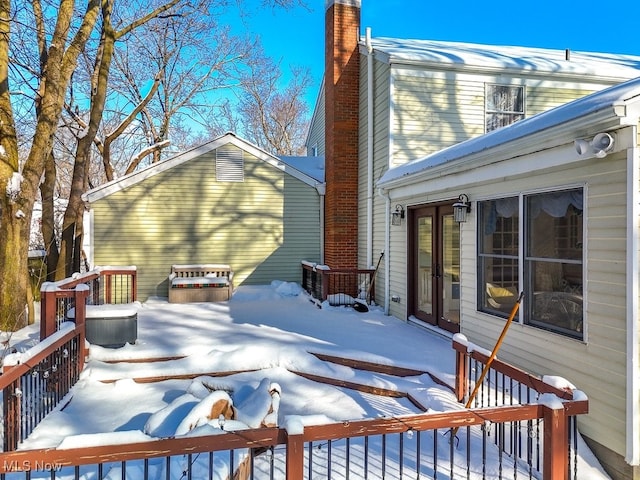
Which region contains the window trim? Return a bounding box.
[485,83,526,133]
[477,186,585,341]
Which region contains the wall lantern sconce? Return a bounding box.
[391,204,405,226]
[453,194,471,223]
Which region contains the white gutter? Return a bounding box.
[379,188,391,315]
[365,27,374,267]
[626,132,640,465]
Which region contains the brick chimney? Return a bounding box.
[324,0,360,269]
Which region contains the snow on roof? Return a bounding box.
[278,155,325,183]
[367,37,640,80]
[378,76,640,187]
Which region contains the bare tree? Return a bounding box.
[0,0,101,329]
[213,50,312,156]
[0,0,308,329]
[105,7,249,172]
[55,0,191,280]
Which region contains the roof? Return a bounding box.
[364,37,640,81]
[378,76,640,188]
[83,133,324,203]
[279,156,324,183]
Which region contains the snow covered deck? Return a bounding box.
[0,283,596,479]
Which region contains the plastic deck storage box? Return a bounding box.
[68,303,138,348]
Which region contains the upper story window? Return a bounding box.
[310,144,318,157]
[478,188,584,340]
[216,146,244,182]
[485,84,525,132]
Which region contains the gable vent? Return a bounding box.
[216,146,244,182]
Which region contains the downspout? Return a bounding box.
[366,27,374,267]
[317,183,326,265]
[626,131,639,465]
[379,188,391,315]
[82,207,94,269]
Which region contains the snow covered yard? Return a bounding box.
[2,281,610,479]
[14,282,457,449]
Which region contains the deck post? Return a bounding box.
[453,340,469,402]
[74,286,89,370]
[543,403,569,480]
[131,269,137,302]
[285,433,304,479]
[321,270,329,301]
[39,286,57,341]
[2,378,20,451]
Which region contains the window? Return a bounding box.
[478,197,519,315]
[485,84,525,132]
[478,188,584,339]
[216,146,244,182]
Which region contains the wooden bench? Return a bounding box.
[168,264,234,303]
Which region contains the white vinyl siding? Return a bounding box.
[390,75,484,166]
[389,71,610,169]
[381,122,632,458]
[306,87,326,156]
[358,58,390,248]
[358,57,394,307]
[526,87,596,116]
[461,151,628,457]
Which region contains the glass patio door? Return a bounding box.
[411,205,460,333]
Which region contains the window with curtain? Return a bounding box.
[485,84,525,132]
[478,188,584,339]
[478,197,519,316]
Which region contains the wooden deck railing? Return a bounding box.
[0,397,585,479]
[301,261,376,305]
[1,323,84,452]
[39,266,137,340]
[0,267,137,453]
[0,329,588,479]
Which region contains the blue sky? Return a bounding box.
[230,0,640,108]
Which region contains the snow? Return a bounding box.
[369,37,640,78]
[279,155,325,183]
[66,302,140,319]
[5,172,22,202]
[3,281,610,479]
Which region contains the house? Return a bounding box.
[312,1,640,479]
[313,0,640,323]
[82,132,324,301]
[377,78,640,480]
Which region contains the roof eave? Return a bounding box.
[83,134,321,204]
[378,105,627,192]
[385,57,638,84]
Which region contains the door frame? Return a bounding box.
[407,202,460,334]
